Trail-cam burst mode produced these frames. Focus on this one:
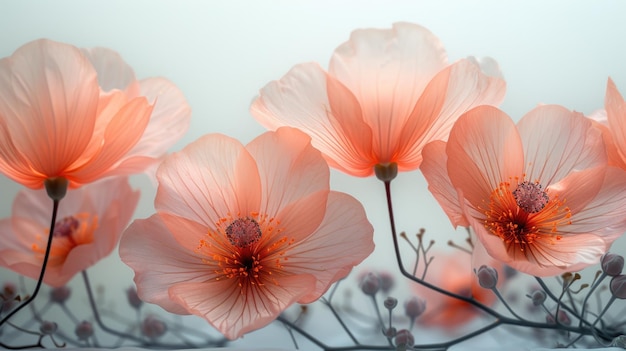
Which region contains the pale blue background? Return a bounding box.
[0,1,625,349]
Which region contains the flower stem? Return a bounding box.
[0,198,60,328]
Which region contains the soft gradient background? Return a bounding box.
[1,1,625,349]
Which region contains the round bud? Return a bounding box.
[602,253,624,277]
[476,265,498,289]
[75,321,94,340]
[141,315,167,339]
[384,296,398,310]
[394,329,415,348]
[404,296,426,320]
[530,290,547,306]
[610,275,626,299]
[50,286,71,304]
[127,287,143,309]
[360,272,380,296]
[39,321,58,335]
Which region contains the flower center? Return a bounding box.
[482,178,571,255]
[512,181,549,213]
[225,217,262,248]
[32,213,98,266]
[197,213,295,286]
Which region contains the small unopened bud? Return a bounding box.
[530,290,547,306]
[50,286,71,304]
[2,283,17,300]
[383,326,397,338]
[75,321,94,340]
[384,297,398,310]
[404,296,426,320]
[394,329,415,349]
[610,275,626,299]
[360,272,380,296]
[127,287,143,309]
[39,321,58,335]
[379,271,395,293]
[476,265,498,289]
[141,315,167,339]
[602,253,624,277]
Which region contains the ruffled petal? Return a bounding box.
[518,105,606,186]
[125,78,191,158]
[446,106,523,210]
[245,127,330,217]
[329,22,447,159]
[0,39,99,182]
[119,215,208,315]
[155,134,261,227]
[605,78,626,165]
[421,140,468,227]
[80,47,139,94]
[284,191,374,303]
[396,58,506,170]
[251,63,374,176]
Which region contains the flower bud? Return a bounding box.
[141,315,167,339]
[379,271,395,294]
[127,287,143,309]
[2,282,17,300]
[530,290,547,306]
[360,272,380,296]
[602,253,624,277]
[75,321,94,340]
[476,265,498,289]
[383,326,397,338]
[546,310,570,325]
[50,286,71,304]
[394,329,415,349]
[39,321,58,335]
[610,275,626,299]
[384,296,398,310]
[404,296,426,320]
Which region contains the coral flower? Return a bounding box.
[120,127,375,340]
[421,105,626,276]
[250,22,506,179]
[0,39,190,190]
[0,177,139,287]
[414,250,501,329]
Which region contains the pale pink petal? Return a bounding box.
[80,47,139,93]
[284,192,374,303]
[170,274,315,340]
[397,58,506,170]
[329,22,447,155]
[0,39,99,183]
[547,167,606,216]
[421,140,468,227]
[251,63,374,176]
[245,127,329,217]
[119,215,209,315]
[270,191,329,247]
[510,233,608,277]
[518,105,606,186]
[126,78,191,158]
[606,78,626,164]
[446,106,523,209]
[558,167,626,241]
[155,134,261,227]
[589,117,626,169]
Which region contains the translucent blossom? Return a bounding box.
[120,127,374,340]
[251,22,506,178]
[0,177,139,287]
[0,39,191,189]
[588,78,626,173]
[414,250,500,329]
[422,104,626,276]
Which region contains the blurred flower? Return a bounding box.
[0,177,139,287]
[120,127,374,340]
[404,296,426,321]
[421,105,626,276]
[413,250,500,329]
[251,22,505,179]
[141,315,167,339]
[49,286,71,304]
[0,39,190,190]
